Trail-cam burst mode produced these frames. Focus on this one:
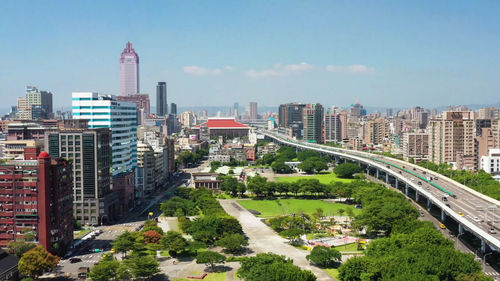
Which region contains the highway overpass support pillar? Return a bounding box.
[376,169,379,179]
[458,224,464,235]
[385,173,389,183]
[441,209,446,222]
[395,178,398,188]
[416,191,419,201]
[405,184,409,196]
[427,200,432,211]
[481,239,486,254]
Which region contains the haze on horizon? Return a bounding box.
[1,1,499,110]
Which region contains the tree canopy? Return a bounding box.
[18,246,60,279]
[333,163,362,178]
[237,253,316,281]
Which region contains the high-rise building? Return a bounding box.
[180,111,197,127]
[170,103,177,115]
[278,103,306,128]
[302,103,324,143]
[120,42,139,96]
[478,107,499,120]
[324,113,342,143]
[402,132,429,162]
[386,108,393,117]
[72,92,137,177]
[16,86,53,120]
[0,151,73,255]
[363,118,391,145]
[249,102,258,120]
[349,102,366,118]
[116,94,150,125]
[233,102,239,117]
[45,128,118,225]
[156,82,168,116]
[428,111,475,164]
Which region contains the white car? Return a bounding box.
[473,217,482,223]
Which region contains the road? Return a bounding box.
[377,155,500,237]
[219,199,334,281]
[370,175,500,280]
[55,174,189,277]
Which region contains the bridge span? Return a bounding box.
[260,129,500,253]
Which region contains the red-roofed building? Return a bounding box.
[192,118,250,140]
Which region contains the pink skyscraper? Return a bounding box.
[120,42,139,96]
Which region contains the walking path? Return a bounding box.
[219,199,334,281]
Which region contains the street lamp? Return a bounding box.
[483,252,493,271]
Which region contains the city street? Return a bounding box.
[54,174,189,278]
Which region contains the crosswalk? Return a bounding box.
[485,271,500,277]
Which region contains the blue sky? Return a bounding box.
[1,1,499,110]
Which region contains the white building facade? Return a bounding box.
[72,92,138,177]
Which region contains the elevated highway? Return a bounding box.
[259,129,500,253]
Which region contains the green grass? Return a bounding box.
[160,250,170,257]
[74,228,91,240]
[324,268,339,280]
[173,272,226,281]
[333,243,359,252]
[276,172,354,184]
[237,199,359,217]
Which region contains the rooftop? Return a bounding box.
[193,118,249,129]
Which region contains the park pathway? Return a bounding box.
[219,199,334,281]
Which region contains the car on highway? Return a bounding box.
[69,258,82,263]
[457,212,464,216]
[489,228,496,234]
[473,217,482,223]
[439,223,446,229]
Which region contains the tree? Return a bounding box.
[276,146,297,161]
[143,219,157,228]
[247,175,267,196]
[237,182,246,196]
[160,196,197,216]
[88,259,119,281]
[297,150,320,161]
[18,246,60,279]
[162,231,188,255]
[220,176,239,196]
[128,255,160,279]
[112,231,136,256]
[259,153,276,165]
[143,230,163,244]
[215,233,249,253]
[306,246,341,267]
[196,251,226,272]
[271,160,293,174]
[7,241,36,258]
[333,163,362,178]
[238,253,316,281]
[116,262,133,281]
[210,161,222,172]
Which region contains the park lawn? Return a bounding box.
[276,172,354,184]
[237,199,359,217]
[333,243,359,252]
[324,268,339,280]
[173,272,226,281]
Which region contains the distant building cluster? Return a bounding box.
[276,102,500,180]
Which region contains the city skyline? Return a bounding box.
[1,1,499,109]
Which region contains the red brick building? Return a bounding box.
[0,151,73,256]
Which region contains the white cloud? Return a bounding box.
[325,64,375,74]
[224,66,234,71]
[245,62,313,78]
[183,66,222,76]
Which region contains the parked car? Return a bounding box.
[69,258,82,263]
